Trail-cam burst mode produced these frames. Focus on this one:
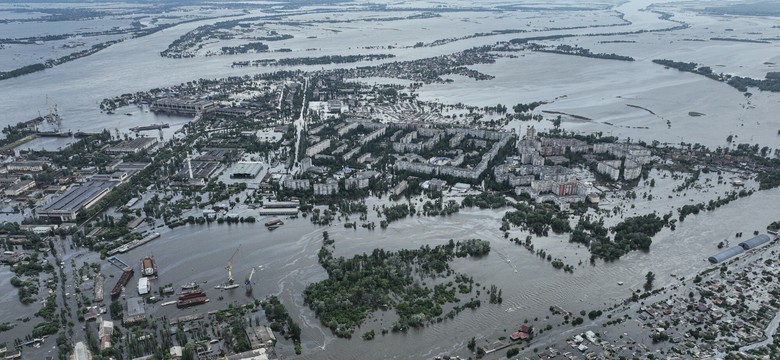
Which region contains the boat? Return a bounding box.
[265,219,284,227]
[617,281,624,286]
[214,284,240,290]
[179,290,206,300]
[140,256,157,277]
[181,282,199,290]
[176,295,209,309]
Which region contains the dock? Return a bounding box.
[107,232,161,255]
[107,256,130,270]
[0,134,37,153]
[36,131,72,137]
[130,124,169,132]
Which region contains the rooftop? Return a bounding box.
[37,181,117,215]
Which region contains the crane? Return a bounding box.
[45,95,61,132]
[245,267,256,295]
[225,244,241,285]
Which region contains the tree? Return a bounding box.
[644,271,655,291]
[182,343,194,360]
[109,300,123,320]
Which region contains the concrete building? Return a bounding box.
[313,178,339,196]
[422,178,447,191]
[150,98,217,115]
[36,181,118,221]
[623,159,642,180]
[98,318,114,351]
[71,342,92,360]
[6,160,49,172]
[246,325,276,349]
[305,139,331,157]
[393,180,408,197]
[337,122,358,136]
[359,126,387,145]
[231,162,263,179]
[597,160,622,181]
[283,179,311,191]
[105,137,158,155]
[5,179,35,196]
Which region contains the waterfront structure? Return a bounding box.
[150,98,217,115]
[738,234,771,250]
[708,246,745,264]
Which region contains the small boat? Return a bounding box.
[215,284,240,290]
[617,281,624,286]
[181,282,199,290]
[265,219,284,227]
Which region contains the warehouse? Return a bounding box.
[738,234,771,250]
[36,181,117,221]
[230,162,263,179]
[708,246,745,264]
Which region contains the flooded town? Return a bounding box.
[1,0,780,359]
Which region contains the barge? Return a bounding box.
[140,255,157,277]
[110,267,135,299]
[176,295,209,309]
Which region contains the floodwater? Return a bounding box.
[2,0,780,358]
[19,184,774,360]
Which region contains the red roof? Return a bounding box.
[510,332,529,341]
[519,324,531,333]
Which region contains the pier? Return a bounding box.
[107,232,161,256]
[130,124,170,132]
[107,256,130,270]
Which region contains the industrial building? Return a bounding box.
[36,181,118,221]
[708,246,745,264]
[104,137,158,155]
[230,162,263,179]
[124,297,146,325]
[150,98,217,115]
[6,160,50,172]
[738,234,771,250]
[4,179,35,196]
[263,200,300,208]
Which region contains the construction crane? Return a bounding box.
[225,244,241,285]
[245,267,256,295]
[45,95,61,132]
